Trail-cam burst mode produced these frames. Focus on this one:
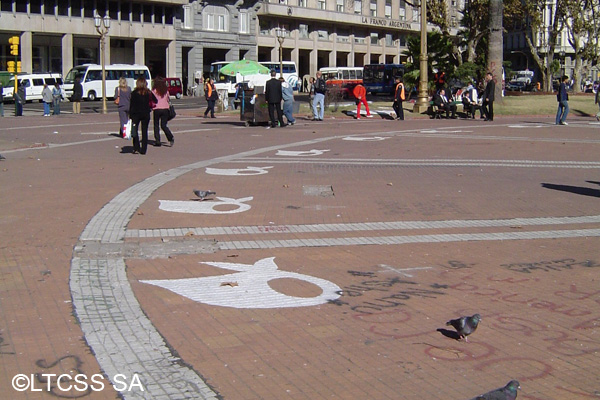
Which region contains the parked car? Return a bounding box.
[165,77,182,99]
[506,81,527,91]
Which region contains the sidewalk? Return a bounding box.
[1,112,599,399]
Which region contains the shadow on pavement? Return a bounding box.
[542,183,600,198]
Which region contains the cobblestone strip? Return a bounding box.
[217,228,600,250]
[70,136,339,399]
[126,214,600,238]
[238,157,600,168]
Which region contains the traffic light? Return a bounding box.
[9,36,19,56]
[7,61,15,73]
[16,61,22,72]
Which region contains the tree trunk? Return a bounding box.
[488,0,504,103]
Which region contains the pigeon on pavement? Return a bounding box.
[472,380,520,400]
[0,154,5,160]
[446,313,481,342]
[193,189,216,200]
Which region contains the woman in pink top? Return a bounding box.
[151,77,175,147]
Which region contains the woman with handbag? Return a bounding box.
[151,77,175,147]
[128,78,157,155]
[203,78,217,118]
[114,77,131,136]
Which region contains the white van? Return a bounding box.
[2,73,63,102]
[63,64,151,101]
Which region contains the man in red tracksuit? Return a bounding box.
[352,83,372,119]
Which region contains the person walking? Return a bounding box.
[114,77,132,136]
[265,70,286,128]
[0,81,4,117]
[128,78,157,155]
[152,77,175,147]
[393,77,405,120]
[482,72,495,121]
[596,84,600,121]
[51,82,62,115]
[72,77,83,114]
[556,75,570,125]
[281,79,296,125]
[352,83,372,119]
[203,78,217,118]
[308,77,316,111]
[42,83,53,116]
[14,81,25,116]
[312,71,327,121]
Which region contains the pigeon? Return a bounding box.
[472,380,520,400]
[193,189,216,201]
[446,313,481,342]
[0,154,5,160]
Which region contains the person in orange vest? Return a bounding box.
[393,76,405,120]
[352,83,372,119]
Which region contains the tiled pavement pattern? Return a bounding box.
[2,112,600,400]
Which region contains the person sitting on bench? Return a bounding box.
[462,83,480,119]
[433,89,457,119]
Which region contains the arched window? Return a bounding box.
[203,5,228,31]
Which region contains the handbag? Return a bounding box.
[168,103,176,121]
[123,119,132,140]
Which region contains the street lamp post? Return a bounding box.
[95,14,111,114]
[511,50,529,70]
[275,27,286,79]
[413,0,429,113]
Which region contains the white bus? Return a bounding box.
[63,64,151,101]
[260,61,299,90]
[2,73,63,102]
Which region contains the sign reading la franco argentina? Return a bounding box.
[362,16,413,30]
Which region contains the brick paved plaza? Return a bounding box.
[1,104,599,400]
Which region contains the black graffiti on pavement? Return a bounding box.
[501,258,600,274]
[35,355,93,398]
[330,273,446,314]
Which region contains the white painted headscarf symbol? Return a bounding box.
[205,166,274,176]
[141,257,342,309]
[276,149,330,156]
[158,196,253,214]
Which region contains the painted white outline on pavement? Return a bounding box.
[159,196,253,214]
[276,149,330,156]
[343,136,389,141]
[141,257,341,309]
[205,166,274,176]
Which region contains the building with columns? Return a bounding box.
[0,0,185,79]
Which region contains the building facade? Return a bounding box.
[1,0,470,92]
[0,0,185,79]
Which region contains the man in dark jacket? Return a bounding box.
[555,75,569,125]
[433,88,456,118]
[393,77,405,120]
[482,72,495,121]
[265,70,286,128]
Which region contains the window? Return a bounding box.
[370,33,379,44]
[385,34,393,46]
[318,0,326,10]
[30,0,42,14]
[298,0,307,6]
[204,5,228,31]
[83,0,94,18]
[317,30,329,40]
[71,0,81,17]
[239,11,249,33]
[354,0,362,13]
[45,0,56,15]
[370,0,377,16]
[58,1,68,15]
[336,0,344,12]
[132,3,141,22]
[385,1,391,18]
[299,24,309,39]
[143,4,152,23]
[183,5,192,29]
[17,1,27,13]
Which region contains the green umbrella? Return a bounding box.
[219,59,270,77]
